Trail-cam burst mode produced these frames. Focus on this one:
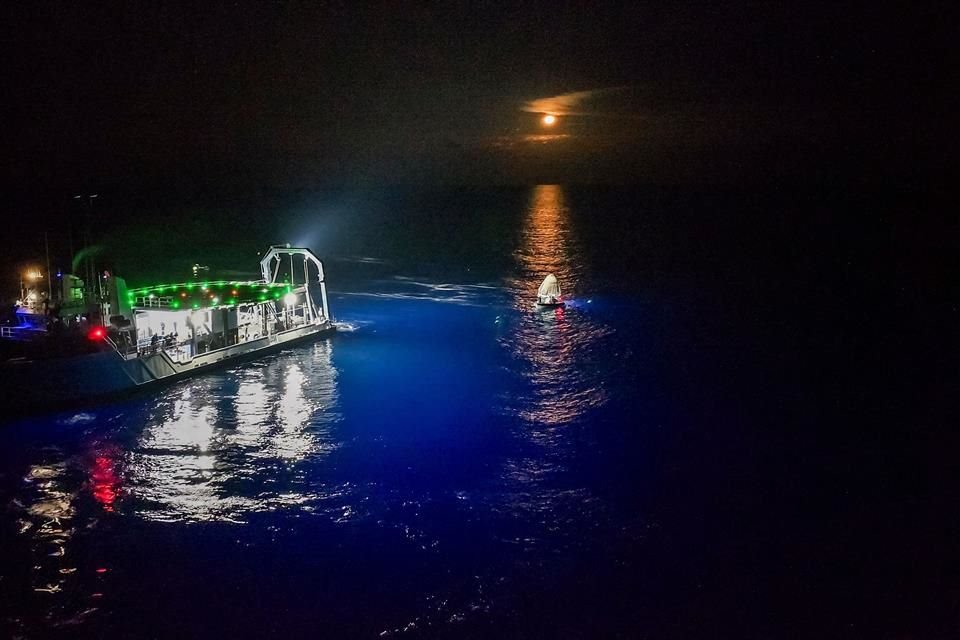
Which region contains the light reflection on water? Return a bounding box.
[2,188,637,636]
[127,340,340,523]
[509,184,585,305]
[411,185,620,634]
[4,341,344,632]
[18,463,78,592]
[501,184,612,429]
[5,458,107,634]
[339,279,501,306]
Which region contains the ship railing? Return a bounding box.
[134,337,193,362]
[134,295,176,308]
[103,333,139,357]
[103,334,119,352]
[267,301,313,332]
[0,325,37,340]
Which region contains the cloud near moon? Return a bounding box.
[521,86,630,116]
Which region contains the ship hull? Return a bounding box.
[0,322,335,418]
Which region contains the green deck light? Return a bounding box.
[128,280,295,308]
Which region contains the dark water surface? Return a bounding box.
[0,186,954,638]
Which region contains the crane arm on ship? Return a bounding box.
[259,246,329,321]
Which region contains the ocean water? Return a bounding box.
[0,185,952,637]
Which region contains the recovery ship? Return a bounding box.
[0,246,335,412]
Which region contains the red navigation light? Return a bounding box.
[88,326,106,340]
[91,455,118,512]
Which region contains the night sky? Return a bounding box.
[0,2,948,286]
[2,2,945,191]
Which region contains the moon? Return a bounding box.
[542,114,556,126]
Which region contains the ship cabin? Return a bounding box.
[125,247,331,362]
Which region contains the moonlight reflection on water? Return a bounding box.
[502,185,612,429]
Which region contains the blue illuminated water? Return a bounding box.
[0,186,951,637]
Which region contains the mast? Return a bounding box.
[44,231,52,300]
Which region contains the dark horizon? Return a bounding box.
[0,1,949,295]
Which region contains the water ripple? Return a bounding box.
[499,185,615,429]
[124,340,341,523]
